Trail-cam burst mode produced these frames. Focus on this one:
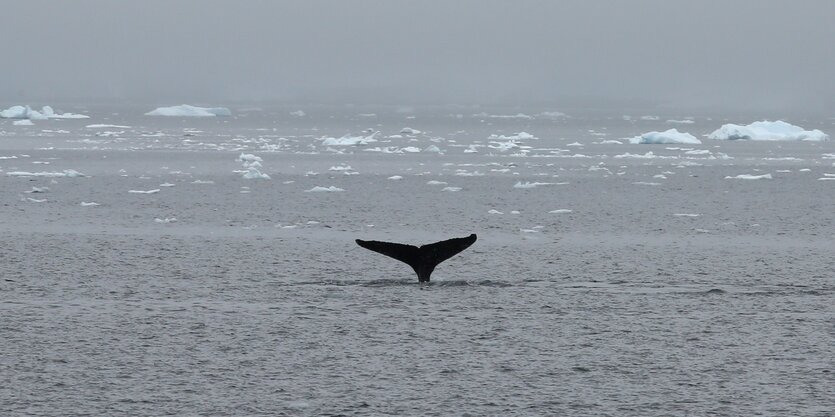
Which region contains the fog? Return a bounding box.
[2,0,834,111]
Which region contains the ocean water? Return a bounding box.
[1,104,833,416]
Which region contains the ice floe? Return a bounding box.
[387,175,403,180]
[6,169,85,177]
[154,217,177,223]
[145,105,232,117]
[305,186,344,192]
[725,173,772,180]
[488,209,503,214]
[548,209,572,214]
[13,120,34,126]
[237,153,270,179]
[400,127,421,135]
[488,132,537,141]
[321,132,378,146]
[1,105,89,119]
[289,110,306,117]
[80,202,100,207]
[708,120,828,141]
[441,186,462,192]
[627,129,701,144]
[129,189,161,194]
[86,124,132,129]
[513,181,554,189]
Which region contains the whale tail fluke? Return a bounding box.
[356,234,477,282]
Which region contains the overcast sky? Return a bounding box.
[1,0,833,111]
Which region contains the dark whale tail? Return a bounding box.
[356,234,477,282]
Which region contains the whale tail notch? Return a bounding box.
[355,234,477,282]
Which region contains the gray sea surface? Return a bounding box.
[1,104,834,416]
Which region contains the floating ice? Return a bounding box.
[387,175,403,180]
[26,197,47,203]
[401,147,420,153]
[321,132,378,146]
[242,167,270,179]
[488,209,504,214]
[328,164,353,171]
[666,119,695,124]
[129,189,161,194]
[305,186,344,192]
[80,202,100,207]
[145,105,231,117]
[13,120,34,126]
[154,217,177,223]
[400,127,421,135]
[441,186,462,192]
[488,132,537,141]
[426,180,447,185]
[6,169,85,177]
[25,186,49,193]
[725,173,772,180]
[598,140,623,145]
[548,209,572,214]
[539,111,568,119]
[627,129,701,144]
[708,120,828,141]
[423,145,442,153]
[514,181,554,189]
[0,105,89,119]
[289,110,306,117]
[673,213,700,217]
[86,124,131,129]
[640,115,660,121]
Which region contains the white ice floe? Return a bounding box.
[25,197,47,203]
[441,186,462,192]
[129,189,161,194]
[674,213,701,217]
[387,175,403,180]
[328,164,353,171]
[567,142,583,147]
[321,132,378,146]
[80,202,100,207]
[725,173,772,180]
[488,132,537,141]
[627,129,701,144]
[25,186,49,193]
[401,147,420,153]
[6,169,85,177]
[666,119,695,124]
[513,181,554,189]
[86,124,131,129]
[640,115,660,121]
[426,180,447,185]
[423,145,442,153]
[598,140,623,145]
[0,105,89,119]
[539,111,568,119]
[488,209,504,214]
[548,209,572,214]
[708,120,828,141]
[242,167,270,179]
[13,120,34,126]
[400,127,421,135]
[145,105,231,117]
[614,151,673,159]
[154,217,177,223]
[289,110,306,117]
[305,186,344,192]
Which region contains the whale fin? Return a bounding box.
[356,234,477,282]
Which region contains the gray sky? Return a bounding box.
[2,0,833,111]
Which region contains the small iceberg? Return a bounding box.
[13,120,34,126]
[400,127,422,135]
[145,105,231,117]
[488,132,538,141]
[1,105,89,120]
[242,167,270,179]
[708,120,828,141]
[305,186,344,192]
[129,189,161,194]
[627,129,701,144]
[548,209,573,214]
[321,132,378,146]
